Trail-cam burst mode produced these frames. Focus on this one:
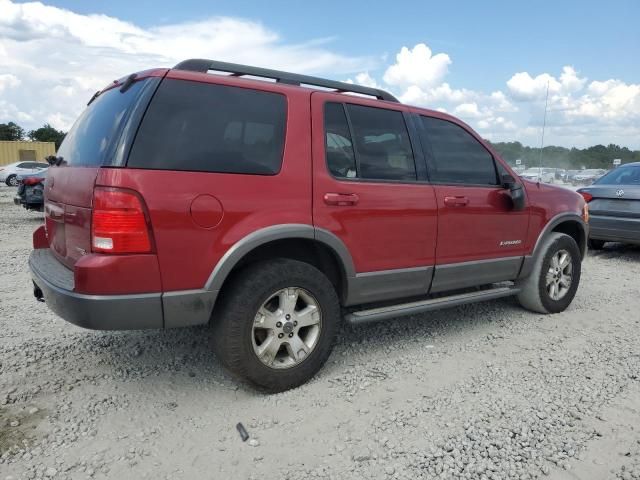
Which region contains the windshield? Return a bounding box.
[57,79,151,167]
[595,166,640,185]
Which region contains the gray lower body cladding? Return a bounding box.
[29,249,215,330]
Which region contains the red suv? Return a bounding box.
[29,60,588,392]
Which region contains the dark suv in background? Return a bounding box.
[29,60,588,391]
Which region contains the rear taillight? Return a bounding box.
[23,178,41,186]
[91,187,152,254]
[579,191,593,203]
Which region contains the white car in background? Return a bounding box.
[519,167,555,184]
[0,161,49,186]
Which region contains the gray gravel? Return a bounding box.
[1,185,639,480]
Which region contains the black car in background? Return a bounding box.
[578,162,640,249]
[13,170,46,212]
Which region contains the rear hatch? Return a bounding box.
[44,72,164,269]
[582,186,640,218]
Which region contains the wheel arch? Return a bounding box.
[205,225,355,306]
[518,213,587,279]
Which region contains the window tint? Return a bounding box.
[596,166,640,185]
[346,104,416,181]
[57,79,149,167]
[128,79,286,175]
[16,163,28,168]
[421,116,497,185]
[324,103,357,178]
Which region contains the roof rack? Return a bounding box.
[173,59,399,103]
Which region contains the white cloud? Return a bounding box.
[506,66,587,101]
[0,0,372,131]
[0,1,638,149]
[345,72,380,88]
[453,102,481,118]
[0,73,20,92]
[382,43,451,89]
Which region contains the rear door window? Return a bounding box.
[324,102,416,182]
[420,116,498,185]
[128,79,287,175]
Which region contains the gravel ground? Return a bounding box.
[1,185,639,480]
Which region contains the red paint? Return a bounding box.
[33,225,48,249]
[431,185,529,264]
[74,254,162,295]
[35,65,585,298]
[190,195,224,229]
[311,92,438,272]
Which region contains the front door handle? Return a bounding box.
[324,193,359,206]
[444,196,469,207]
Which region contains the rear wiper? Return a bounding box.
[87,90,101,106]
[119,73,138,93]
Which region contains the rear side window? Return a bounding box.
[324,102,416,181]
[128,79,286,175]
[420,116,498,185]
[57,80,150,167]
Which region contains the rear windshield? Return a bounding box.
[596,166,640,185]
[127,79,287,175]
[57,80,151,167]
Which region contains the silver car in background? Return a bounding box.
[572,168,607,186]
[578,162,640,249]
[519,167,555,183]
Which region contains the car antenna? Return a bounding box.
[538,80,550,176]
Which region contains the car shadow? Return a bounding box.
[588,242,640,262]
[57,296,521,397]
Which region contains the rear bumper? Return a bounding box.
[30,249,163,330]
[589,214,640,244]
[29,249,217,330]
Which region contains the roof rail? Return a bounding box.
[173,59,399,103]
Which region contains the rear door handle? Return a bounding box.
[444,196,469,207]
[324,193,359,206]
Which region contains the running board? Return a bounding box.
[345,286,520,325]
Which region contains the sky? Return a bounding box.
[0,0,638,148]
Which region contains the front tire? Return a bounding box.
[517,232,581,314]
[211,259,340,393]
[6,175,17,186]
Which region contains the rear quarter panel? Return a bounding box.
[97,78,313,292]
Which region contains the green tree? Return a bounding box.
[0,122,25,141]
[28,123,66,149]
[488,141,640,170]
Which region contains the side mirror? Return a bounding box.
[502,174,526,211]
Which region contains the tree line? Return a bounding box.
[488,141,640,170]
[0,121,66,149]
[2,120,639,170]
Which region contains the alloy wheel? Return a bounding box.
[252,287,322,369]
[545,249,573,301]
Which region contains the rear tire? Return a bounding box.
[588,238,605,250]
[517,232,581,314]
[211,258,340,393]
[6,175,17,187]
